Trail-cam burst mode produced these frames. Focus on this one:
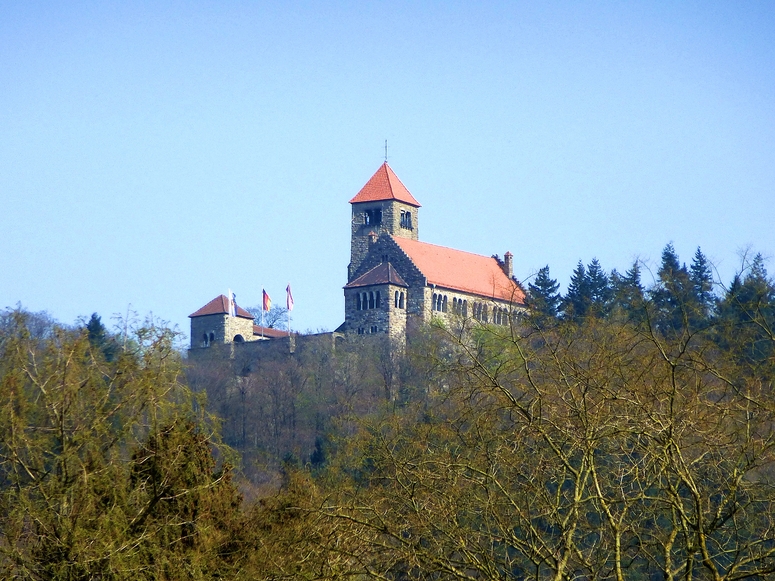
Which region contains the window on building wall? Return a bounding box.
[209,332,215,343]
[365,209,382,226]
[399,292,405,309]
[395,291,399,308]
[357,328,365,334]
[234,334,244,343]
[357,294,362,310]
[376,291,381,308]
[368,291,375,309]
[463,300,468,318]
[400,210,413,230]
[202,333,209,347]
[442,295,448,313]
[432,293,437,311]
[482,306,488,323]
[371,325,378,333]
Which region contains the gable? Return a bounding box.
[392,237,525,304]
[345,262,409,289]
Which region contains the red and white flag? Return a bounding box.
[286,284,294,311]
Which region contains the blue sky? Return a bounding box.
[1,1,773,338]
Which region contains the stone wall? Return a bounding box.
[344,283,408,338]
[349,200,419,280]
[190,313,257,350]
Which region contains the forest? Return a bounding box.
[1,244,774,580]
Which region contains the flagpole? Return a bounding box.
[261,287,264,339]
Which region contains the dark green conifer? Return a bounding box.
[562,261,589,319]
[586,258,612,315]
[611,261,646,320]
[85,312,117,362]
[689,247,715,321]
[527,265,561,319]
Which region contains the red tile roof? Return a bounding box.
[392,237,526,304]
[349,162,421,207]
[344,262,408,289]
[189,295,254,319]
[253,325,291,338]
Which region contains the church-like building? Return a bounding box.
[339,162,526,339]
[188,162,526,352]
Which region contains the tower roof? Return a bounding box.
[189,295,254,319]
[349,162,421,207]
[344,262,409,289]
[391,237,526,304]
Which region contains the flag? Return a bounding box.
[286,284,294,311]
[227,288,234,317]
[231,292,237,317]
[263,289,272,312]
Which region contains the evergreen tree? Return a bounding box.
[689,247,715,321]
[585,258,612,315]
[716,253,775,367]
[85,312,117,362]
[527,265,561,319]
[562,261,589,319]
[650,243,692,334]
[610,261,645,320]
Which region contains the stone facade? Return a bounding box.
[344,282,409,339]
[341,164,527,341]
[190,312,256,348]
[349,200,419,280]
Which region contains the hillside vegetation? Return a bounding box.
[2,246,775,580]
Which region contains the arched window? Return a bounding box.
[209,332,215,343]
[202,333,209,347]
[376,291,381,308]
[233,334,244,343]
[357,294,362,310]
[482,306,488,323]
[369,292,375,309]
[463,300,468,317]
[442,295,448,313]
[395,291,399,308]
[432,293,437,311]
[399,292,405,309]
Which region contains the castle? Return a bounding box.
[189,162,526,352]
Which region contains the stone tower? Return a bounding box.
[348,162,421,281]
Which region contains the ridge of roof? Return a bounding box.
[189,295,254,319]
[390,237,526,304]
[345,262,409,289]
[253,325,291,338]
[349,162,421,207]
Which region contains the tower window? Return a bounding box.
[364,209,382,226]
[400,210,413,230]
[399,292,405,309]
